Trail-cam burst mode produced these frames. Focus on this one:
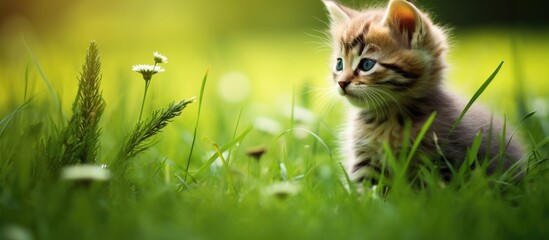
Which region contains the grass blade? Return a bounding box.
[401,112,437,179]
[511,35,528,118]
[407,112,437,162]
[273,128,334,161]
[499,116,508,167]
[382,142,399,177]
[227,107,244,164]
[338,162,357,196]
[24,38,61,115]
[193,126,253,177]
[203,137,236,192]
[24,59,30,101]
[457,131,484,178]
[0,97,34,138]
[518,111,537,123]
[448,61,503,137]
[290,85,296,129]
[184,67,209,181]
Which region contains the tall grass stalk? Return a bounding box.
[41,41,106,169]
[138,80,151,122]
[24,59,30,101]
[396,112,437,184]
[24,38,63,120]
[193,126,253,177]
[204,137,236,192]
[63,41,105,165]
[0,97,34,138]
[226,107,244,164]
[448,61,503,137]
[118,99,194,164]
[184,68,209,181]
[511,35,528,118]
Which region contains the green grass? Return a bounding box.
[1,31,549,240]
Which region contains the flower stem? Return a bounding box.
[138,80,151,123]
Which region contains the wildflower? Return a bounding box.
[1,225,33,240]
[263,182,300,200]
[61,164,111,181]
[132,64,165,81]
[153,51,168,64]
[246,145,267,161]
[133,52,169,122]
[254,116,282,135]
[285,106,316,124]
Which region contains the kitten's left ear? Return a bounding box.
[323,0,357,27]
[382,0,425,48]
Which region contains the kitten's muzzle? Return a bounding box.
[338,80,351,94]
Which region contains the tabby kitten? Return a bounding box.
[323,0,524,182]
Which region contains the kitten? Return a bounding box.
[322,0,524,182]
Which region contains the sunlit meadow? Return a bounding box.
[1,0,548,239]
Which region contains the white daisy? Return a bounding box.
[61,164,111,181]
[262,182,301,199]
[132,64,165,81]
[153,51,168,64]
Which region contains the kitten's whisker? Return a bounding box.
[309,43,332,52]
[370,87,402,115]
[313,47,332,54]
[302,85,334,96]
[362,89,382,117]
[305,42,332,50]
[304,39,333,53]
[362,93,377,117]
[310,29,331,38]
[312,17,331,29]
[375,89,403,112]
[364,91,382,118]
[313,87,342,117]
[305,32,331,44]
[368,90,385,117]
[370,91,390,119]
[305,30,333,52]
[305,41,330,47]
[304,39,331,46]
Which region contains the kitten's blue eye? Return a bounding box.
[336,58,343,72]
[358,58,376,72]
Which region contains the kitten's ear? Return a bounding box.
[323,0,356,26]
[382,0,424,48]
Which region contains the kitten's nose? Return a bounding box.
[338,81,351,91]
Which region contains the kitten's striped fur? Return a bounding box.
[323,0,524,182]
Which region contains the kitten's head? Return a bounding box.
[323,0,448,110]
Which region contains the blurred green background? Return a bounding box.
[1,1,549,239]
[0,0,548,146]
